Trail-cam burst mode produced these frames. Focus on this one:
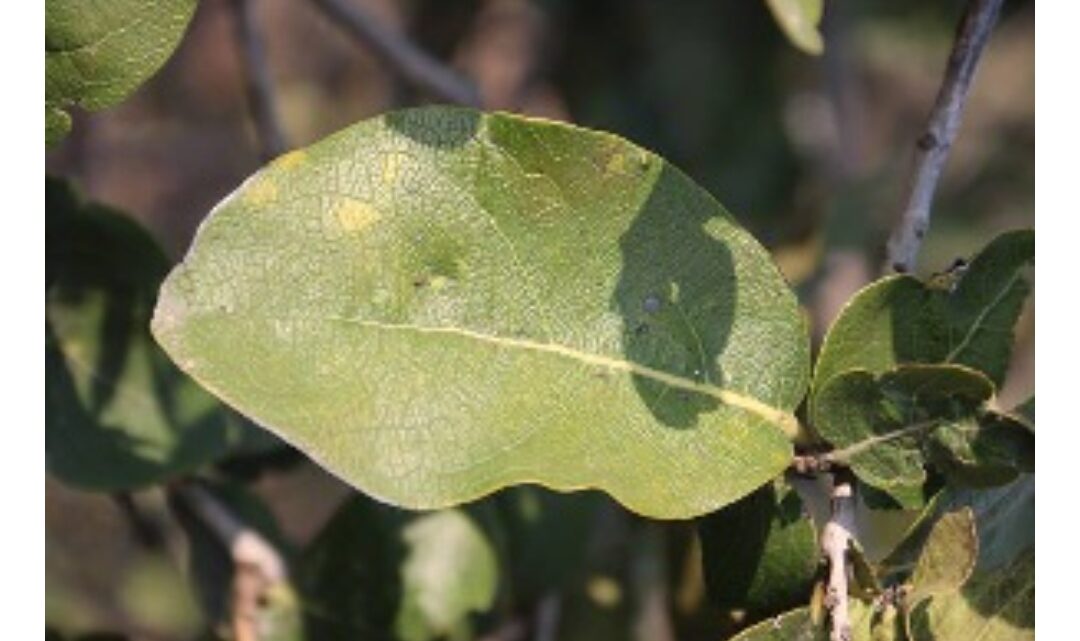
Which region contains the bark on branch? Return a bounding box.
[230,0,289,161]
[311,0,482,107]
[821,476,855,641]
[885,0,1004,273]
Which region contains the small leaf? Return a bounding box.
[46,177,259,489]
[301,498,497,641]
[883,474,1033,576]
[152,107,810,519]
[907,548,1033,641]
[45,0,197,146]
[926,411,1034,488]
[697,479,818,617]
[812,230,1034,411]
[909,509,978,603]
[812,364,993,506]
[764,0,825,55]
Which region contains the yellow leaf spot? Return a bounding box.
[429,275,449,290]
[606,153,626,175]
[335,198,380,233]
[244,179,278,206]
[272,150,307,170]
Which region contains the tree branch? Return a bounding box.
[885,0,1004,273]
[310,0,482,107]
[230,0,289,161]
[821,475,855,641]
[174,483,288,641]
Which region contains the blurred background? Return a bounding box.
[45,0,1034,639]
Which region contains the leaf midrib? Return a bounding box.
[945,271,1023,365]
[324,315,800,439]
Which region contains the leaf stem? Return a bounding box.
[885,0,1004,273]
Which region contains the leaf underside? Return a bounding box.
[152,107,810,519]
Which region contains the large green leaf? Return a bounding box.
[300,498,497,641]
[763,0,824,55]
[811,230,1034,412]
[151,107,810,518]
[46,177,261,489]
[45,0,197,146]
[697,478,817,617]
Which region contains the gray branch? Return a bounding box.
[230,0,289,162]
[311,0,482,107]
[821,478,855,641]
[885,0,1004,273]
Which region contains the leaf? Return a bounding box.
[729,600,903,641]
[697,478,818,617]
[763,0,824,55]
[300,498,497,641]
[909,509,978,603]
[811,230,1034,411]
[812,363,994,506]
[45,0,197,146]
[496,487,603,600]
[46,177,261,490]
[907,548,1033,641]
[925,411,1034,488]
[883,474,1033,577]
[151,106,810,518]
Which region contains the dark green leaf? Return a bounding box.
[300,497,497,641]
[46,177,262,490]
[883,474,1033,576]
[697,479,817,617]
[812,230,1034,412]
[812,364,993,506]
[151,107,810,518]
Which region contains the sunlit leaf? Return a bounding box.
[812,230,1034,412]
[907,548,1033,641]
[763,0,824,55]
[152,107,810,518]
[45,0,197,146]
[909,509,977,603]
